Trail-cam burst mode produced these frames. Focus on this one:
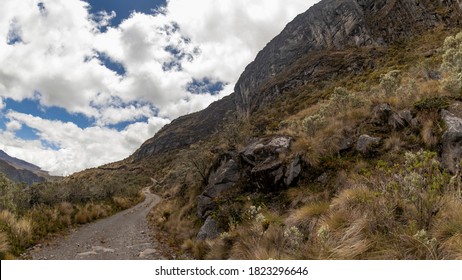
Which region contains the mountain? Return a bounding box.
[10,0,462,260]
[133,0,462,160]
[0,150,47,184]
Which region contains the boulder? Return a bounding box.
[356,135,381,155]
[441,110,462,174]
[197,216,220,240]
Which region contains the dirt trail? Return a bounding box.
[30,188,165,260]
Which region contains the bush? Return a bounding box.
[441,32,462,96]
[380,70,402,95]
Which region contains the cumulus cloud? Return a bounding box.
[0,111,170,175]
[0,0,319,175]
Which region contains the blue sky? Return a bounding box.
[86,0,167,26]
[0,0,317,175]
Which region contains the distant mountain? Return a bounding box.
[0,150,47,184]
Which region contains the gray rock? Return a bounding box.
[285,157,302,186]
[197,156,241,218]
[197,195,214,219]
[356,135,381,155]
[441,110,462,174]
[197,216,220,241]
[372,104,410,130]
[240,136,292,165]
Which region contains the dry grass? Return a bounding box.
[229,225,294,260]
[291,137,324,167]
[0,231,9,255]
[286,201,329,233]
[112,197,131,209]
[384,133,404,152]
[0,210,16,226]
[57,202,74,216]
[421,119,438,147]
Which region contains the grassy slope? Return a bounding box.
[148,27,462,260]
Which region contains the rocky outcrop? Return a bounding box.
[441,110,462,174]
[356,135,381,155]
[234,0,462,116]
[196,136,302,239]
[197,153,240,218]
[371,103,415,131]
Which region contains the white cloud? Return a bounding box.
[0,111,170,175]
[0,0,319,175]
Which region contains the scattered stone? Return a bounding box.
[441,110,462,174]
[316,173,328,184]
[197,216,220,241]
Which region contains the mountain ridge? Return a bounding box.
[0,149,47,184]
[133,0,462,161]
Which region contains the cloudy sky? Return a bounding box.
[0,0,318,176]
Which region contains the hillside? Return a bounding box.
[0,150,46,185]
[4,0,462,260]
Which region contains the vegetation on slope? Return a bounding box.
[0,166,146,259]
[148,28,462,260]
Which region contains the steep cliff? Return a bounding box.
[234,0,462,116]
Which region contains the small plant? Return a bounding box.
[441,32,462,96]
[380,70,402,95]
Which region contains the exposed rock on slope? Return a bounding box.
[133,95,235,161]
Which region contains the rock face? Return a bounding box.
[441,110,462,174]
[132,95,235,160]
[234,0,462,116]
[197,154,241,218]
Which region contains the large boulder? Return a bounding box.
[441,110,462,174]
[240,136,301,191]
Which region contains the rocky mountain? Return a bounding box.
[0,150,46,184]
[133,0,462,160]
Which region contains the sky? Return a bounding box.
[0,0,319,176]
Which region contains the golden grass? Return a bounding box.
[229,225,293,260]
[384,133,404,152]
[0,210,16,226]
[421,119,438,147]
[112,196,131,209]
[286,201,330,232]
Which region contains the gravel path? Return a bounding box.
[30,188,165,260]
